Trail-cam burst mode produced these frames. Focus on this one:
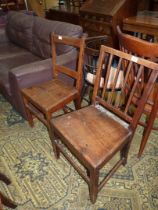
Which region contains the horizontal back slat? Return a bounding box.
[55,65,78,79]
[51,34,85,92]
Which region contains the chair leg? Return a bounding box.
[120,140,131,166]
[53,141,60,159]
[23,97,34,127]
[45,113,60,159]
[89,169,99,204]
[138,121,153,158]
[0,196,3,210]
[0,173,11,185]
[0,192,17,209]
[74,96,81,110]
[50,131,60,159]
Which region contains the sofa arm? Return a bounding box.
[9,49,78,119]
[9,58,53,89]
[0,27,9,44]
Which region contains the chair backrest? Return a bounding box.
[117,26,158,58]
[117,26,158,112]
[51,34,85,92]
[92,45,158,131]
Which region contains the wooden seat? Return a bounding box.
[0,173,17,209]
[117,26,158,157]
[51,45,158,203]
[21,34,85,140]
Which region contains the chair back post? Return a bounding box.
[51,34,85,94]
[75,37,85,94]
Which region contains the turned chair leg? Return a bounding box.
[89,169,99,204]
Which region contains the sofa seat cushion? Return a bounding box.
[0,42,31,60]
[32,17,83,59]
[0,52,41,96]
[6,11,34,51]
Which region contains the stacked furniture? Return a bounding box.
[117,26,158,157]
[46,0,138,47]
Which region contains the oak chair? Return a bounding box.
[0,173,17,209]
[117,25,158,157]
[51,45,158,203]
[21,34,85,139]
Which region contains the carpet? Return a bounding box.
[0,94,158,210]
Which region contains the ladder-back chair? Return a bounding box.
[117,25,158,157]
[51,45,158,203]
[21,34,85,139]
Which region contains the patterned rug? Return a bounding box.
[0,94,158,210]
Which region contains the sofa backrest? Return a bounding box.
[6,11,34,51]
[5,11,83,59]
[32,17,83,59]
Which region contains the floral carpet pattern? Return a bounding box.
[0,94,158,210]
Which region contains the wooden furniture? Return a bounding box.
[149,0,158,11]
[46,0,138,47]
[21,34,85,140]
[79,0,138,47]
[51,45,158,203]
[0,173,17,209]
[81,35,110,102]
[0,0,24,11]
[46,4,80,25]
[137,0,151,11]
[46,0,86,24]
[117,26,158,157]
[123,11,158,39]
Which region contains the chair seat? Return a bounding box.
[52,105,132,169]
[22,79,78,113]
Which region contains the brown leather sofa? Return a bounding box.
[0,11,83,119]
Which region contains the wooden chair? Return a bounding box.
[0,173,17,209]
[21,34,85,140]
[117,25,158,157]
[81,35,109,103]
[82,35,124,103]
[51,45,158,203]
